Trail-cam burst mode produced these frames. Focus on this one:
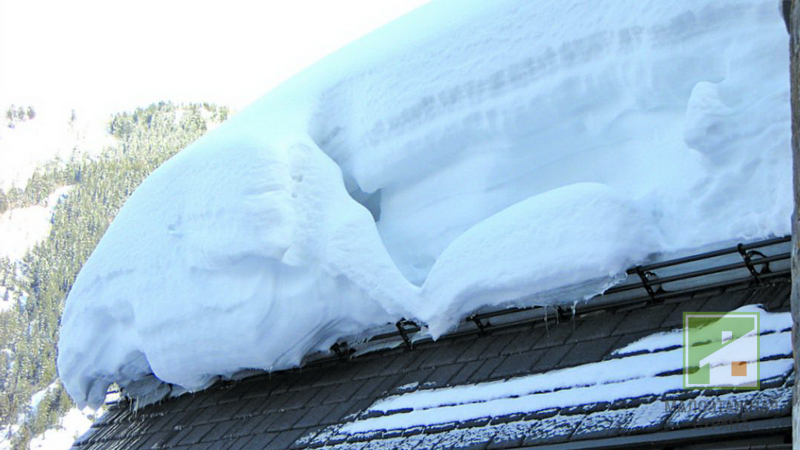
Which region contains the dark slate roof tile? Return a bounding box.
[177,423,216,446]
[377,350,422,375]
[226,436,254,450]
[763,283,791,312]
[482,332,521,357]
[568,313,626,343]
[424,364,464,387]
[182,443,213,450]
[531,344,572,373]
[193,407,225,425]
[447,361,484,386]
[395,369,436,389]
[199,419,238,443]
[609,394,657,411]
[283,386,325,410]
[521,414,583,446]
[225,414,271,438]
[339,398,376,422]
[742,387,792,420]
[466,357,505,383]
[530,322,574,349]
[455,337,495,363]
[557,335,620,368]
[524,407,559,421]
[760,374,787,390]
[457,417,491,429]
[168,393,204,412]
[205,439,236,450]
[299,425,340,448]
[164,426,195,447]
[218,381,256,403]
[294,402,340,429]
[498,326,542,356]
[209,401,248,422]
[365,373,404,399]
[624,399,675,435]
[414,433,445,450]
[665,396,709,429]
[612,303,676,336]
[418,342,469,368]
[662,388,701,402]
[490,350,543,379]
[402,346,441,372]
[238,378,275,400]
[322,379,369,405]
[263,391,296,413]
[173,409,206,432]
[192,386,233,409]
[267,408,307,432]
[352,377,392,401]
[131,431,168,450]
[660,297,707,327]
[571,408,633,441]
[352,356,396,380]
[694,391,756,428]
[450,429,496,450]
[425,421,458,434]
[700,289,750,312]
[562,401,610,416]
[487,420,536,448]
[289,426,328,449]
[489,413,525,425]
[243,431,279,448]
[607,331,651,356]
[402,426,426,437]
[231,398,265,419]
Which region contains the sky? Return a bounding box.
[0,0,430,116]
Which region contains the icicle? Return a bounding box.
[571,301,578,332]
[543,306,549,335]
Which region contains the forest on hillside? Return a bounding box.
[0,102,229,449]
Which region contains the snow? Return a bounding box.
[0,186,72,262]
[27,408,95,450]
[0,382,97,450]
[0,106,110,191]
[336,322,791,433]
[613,305,791,356]
[28,382,59,416]
[57,0,791,408]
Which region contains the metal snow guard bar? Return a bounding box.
[369,235,791,344]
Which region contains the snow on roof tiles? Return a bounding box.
[69,282,792,450]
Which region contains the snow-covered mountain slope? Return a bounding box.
[58,0,791,408]
[0,106,110,191]
[0,186,72,262]
[0,382,97,450]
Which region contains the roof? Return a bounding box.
[69,278,793,450]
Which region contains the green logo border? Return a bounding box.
[682,311,760,390]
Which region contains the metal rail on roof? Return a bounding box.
[369,235,791,348]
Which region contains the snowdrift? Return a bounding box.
[58,0,791,407]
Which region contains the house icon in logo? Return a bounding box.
[684,312,759,389]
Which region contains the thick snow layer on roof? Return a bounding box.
[58,0,791,407]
